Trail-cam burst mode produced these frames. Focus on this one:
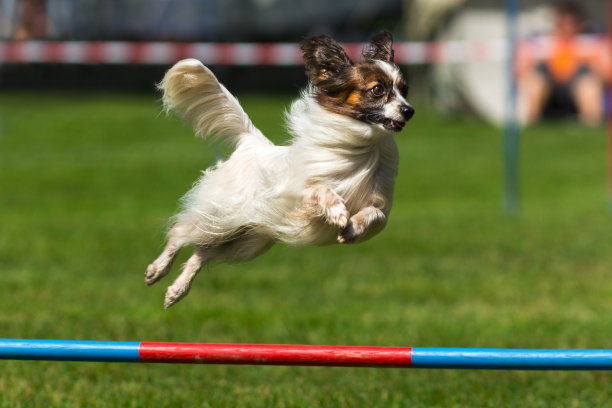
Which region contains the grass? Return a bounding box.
[0,91,611,407]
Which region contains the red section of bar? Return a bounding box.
[6,42,24,62]
[127,42,146,64]
[43,41,63,63]
[85,42,104,63]
[343,43,363,61]
[172,42,193,62]
[426,42,442,64]
[257,44,274,65]
[139,343,413,367]
[217,44,234,65]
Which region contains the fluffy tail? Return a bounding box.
[158,58,267,147]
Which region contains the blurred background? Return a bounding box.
[0,0,610,125]
[1,1,612,407]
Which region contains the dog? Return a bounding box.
[145,30,414,307]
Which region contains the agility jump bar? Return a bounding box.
[1,339,612,370]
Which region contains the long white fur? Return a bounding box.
[146,58,399,307]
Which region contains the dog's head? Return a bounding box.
[300,30,414,133]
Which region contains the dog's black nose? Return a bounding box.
[400,104,415,120]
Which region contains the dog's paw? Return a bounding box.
[337,208,386,244]
[337,219,365,244]
[164,283,190,308]
[308,185,349,229]
[325,202,350,229]
[145,252,177,285]
[145,260,174,286]
[145,263,163,286]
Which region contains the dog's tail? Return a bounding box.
[158,59,269,147]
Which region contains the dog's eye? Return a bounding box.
[371,84,385,97]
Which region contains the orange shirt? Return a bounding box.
[548,38,581,82]
[517,35,611,84]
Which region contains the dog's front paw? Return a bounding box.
[337,208,386,244]
[306,185,350,229]
[338,219,365,244]
[325,202,350,229]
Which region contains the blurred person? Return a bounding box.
[517,1,610,126]
[14,0,51,40]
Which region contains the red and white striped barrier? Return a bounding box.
[0,39,509,65]
[0,36,608,66]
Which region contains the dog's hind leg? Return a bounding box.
[145,223,190,286]
[164,247,209,308]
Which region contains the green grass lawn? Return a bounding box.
[0,91,611,407]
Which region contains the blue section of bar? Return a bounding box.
[0,339,141,362]
[412,348,612,370]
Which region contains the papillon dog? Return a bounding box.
[146,30,414,307]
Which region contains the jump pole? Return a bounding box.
[1,339,612,370]
[608,0,612,209]
[503,0,520,214]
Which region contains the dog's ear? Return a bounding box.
[362,30,394,63]
[300,35,353,85]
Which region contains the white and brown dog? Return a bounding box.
[146,31,414,307]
